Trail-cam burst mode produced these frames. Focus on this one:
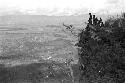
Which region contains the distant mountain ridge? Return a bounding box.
[0,14,108,27]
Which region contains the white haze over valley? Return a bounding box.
[0,0,125,16]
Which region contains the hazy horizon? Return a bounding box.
[0,0,125,16]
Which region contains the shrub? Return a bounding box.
[77,13,125,83]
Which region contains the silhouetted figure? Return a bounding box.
[88,13,92,24]
[98,18,102,26]
[86,24,91,32]
[94,17,98,25]
[101,22,104,27]
[89,13,92,19]
[93,15,96,25]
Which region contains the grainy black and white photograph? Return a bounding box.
[0,0,125,83]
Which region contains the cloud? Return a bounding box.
[0,0,125,15]
[106,0,125,7]
[102,0,125,14]
[106,0,119,4]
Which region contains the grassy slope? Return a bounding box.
[0,62,79,83]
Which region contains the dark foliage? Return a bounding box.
[76,13,125,83]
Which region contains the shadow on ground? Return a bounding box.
[0,61,79,83]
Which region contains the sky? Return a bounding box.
[0,0,125,15]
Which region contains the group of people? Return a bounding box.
[88,13,104,27]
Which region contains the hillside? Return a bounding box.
[0,14,109,83]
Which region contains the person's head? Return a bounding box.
[89,13,91,15]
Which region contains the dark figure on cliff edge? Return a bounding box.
[88,13,92,24]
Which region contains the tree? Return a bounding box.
[76,13,125,83]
